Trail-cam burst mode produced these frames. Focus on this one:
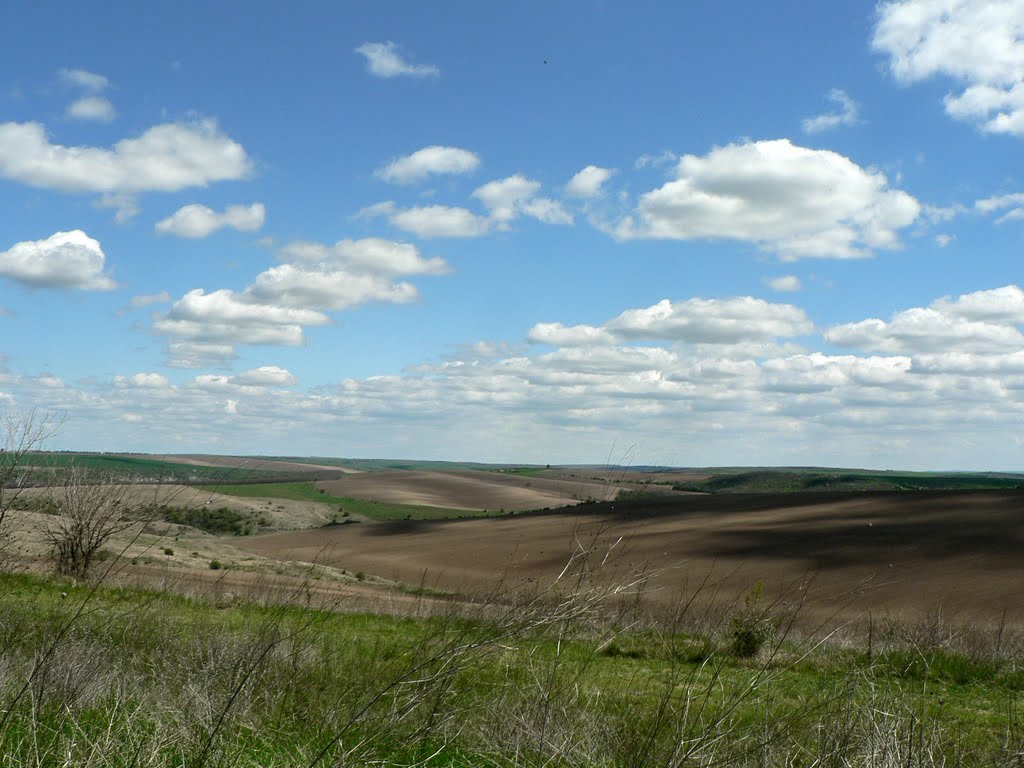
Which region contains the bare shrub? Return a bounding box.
[0,410,63,570]
[45,467,147,580]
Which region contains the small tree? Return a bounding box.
[0,410,63,569]
[45,467,141,580]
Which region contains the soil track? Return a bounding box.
[241,490,1024,625]
[315,469,628,511]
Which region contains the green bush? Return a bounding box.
[209,560,223,570]
[155,504,270,536]
[729,582,775,658]
[163,547,174,556]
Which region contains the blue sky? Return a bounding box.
[2,1,1024,469]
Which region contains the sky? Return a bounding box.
[1,1,1024,469]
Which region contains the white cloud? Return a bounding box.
[976,191,1024,223]
[528,296,812,348]
[565,165,615,198]
[935,233,955,247]
[615,139,921,259]
[874,0,1024,135]
[155,203,265,238]
[114,372,170,389]
[472,174,573,226]
[232,366,297,387]
[977,192,1024,213]
[827,285,1024,353]
[605,297,814,343]
[473,174,542,222]
[154,289,329,347]
[0,230,115,291]
[355,41,439,78]
[154,236,446,360]
[246,264,419,310]
[67,96,116,123]
[362,201,493,238]
[635,150,679,170]
[97,193,140,224]
[802,89,860,133]
[527,323,617,347]
[932,284,1024,323]
[280,237,448,276]
[520,197,574,225]
[0,119,251,194]
[767,275,802,292]
[375,146,479,184]
[363,174,572,238]
[165,341,237,369]
[59,68,109,92]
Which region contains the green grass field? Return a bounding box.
[2,570,1024,766]
[194,480,479,520]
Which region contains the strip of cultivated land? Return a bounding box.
[241,489,1024,627]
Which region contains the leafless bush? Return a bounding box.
[45,467,149,580]
[0,410,63,570]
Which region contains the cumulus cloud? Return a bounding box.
[527,296,813,348]
[0,119,251,194]
[154,236,447,359]
[375,146,479,184]
[802,89,860,133]
[280,237,448,275]
[362,173,573,238]
[247,264,418,310]
[165,341,237,369]
[232,366,297,387]
[155,203,266,238]
[873,0,1024,135]
[606,297,814,343]
[59,68,109,91]
[565,165,615,198]
[827,285,1024,353]
[67,96,116,123]
[355,41,439,78]
[360,201,492,238]
[0,230,115,290]
[473,175,541,220]
[766,275,802,292]
[615,139,920,259]
[114,372,170,389]
[527,323,617,347]
[154,289,330,347]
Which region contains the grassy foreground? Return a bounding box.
[3,567,1024,767]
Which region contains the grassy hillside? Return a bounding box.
[195,480,479,520]
[2,570,1024,765]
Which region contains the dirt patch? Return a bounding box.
[239,490,1024,626]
